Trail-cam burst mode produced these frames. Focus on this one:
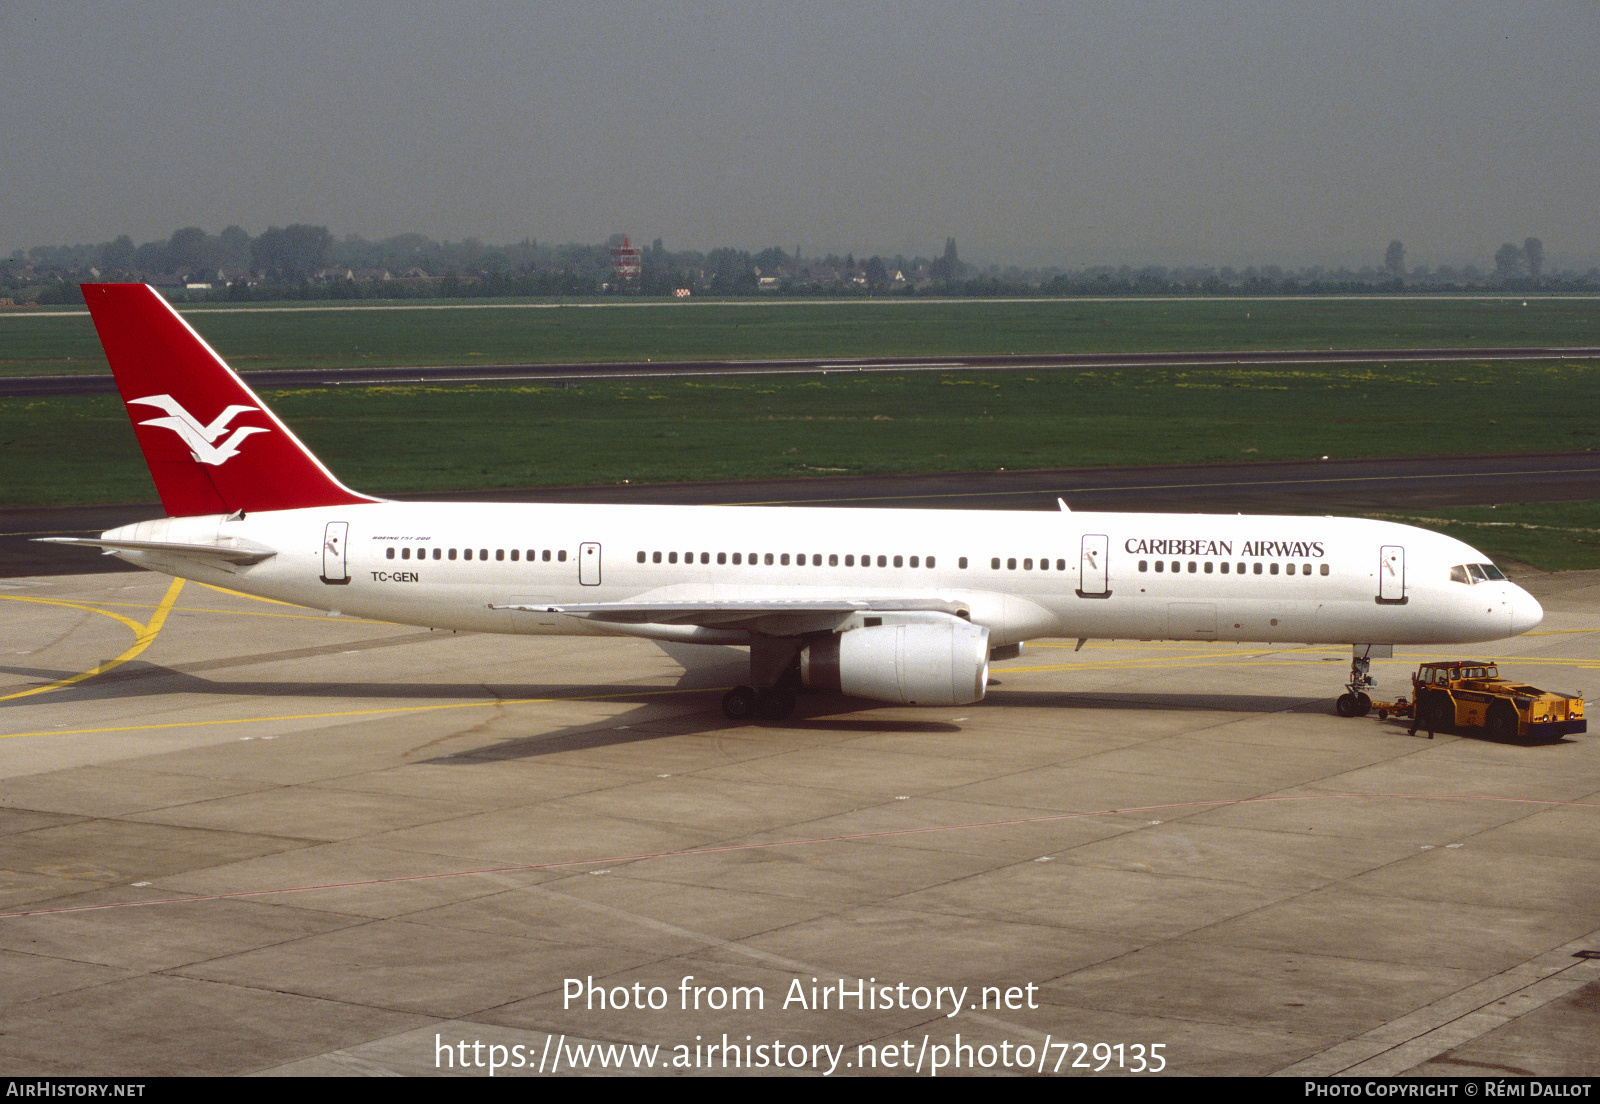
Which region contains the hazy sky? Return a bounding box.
[4,1,1596,268]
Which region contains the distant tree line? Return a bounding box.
[4,225,1596,305]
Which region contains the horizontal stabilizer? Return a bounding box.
[36,536,277,565]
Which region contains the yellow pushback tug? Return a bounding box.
[1339,660,1586,740]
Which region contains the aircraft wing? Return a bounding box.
[490,596,968,633]
[36,536,278,566]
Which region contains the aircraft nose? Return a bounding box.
[1508,585,1543,636]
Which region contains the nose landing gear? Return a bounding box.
[1336,654,1376,717]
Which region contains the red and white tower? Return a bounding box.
[610,236,642,282]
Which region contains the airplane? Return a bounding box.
[43,283,1544,721]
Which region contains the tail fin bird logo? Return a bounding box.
[128,394,269,466]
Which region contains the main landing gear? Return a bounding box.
[1335,654,1376,718]
[721,636,802,722]
[722,684,796,722]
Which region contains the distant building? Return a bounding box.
[611,237,642,282]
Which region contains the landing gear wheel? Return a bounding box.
[1336,693,1362,718]
[1355,692,1372,717]
[757,686,796,721]
[722,685,758,720]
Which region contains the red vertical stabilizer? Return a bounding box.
[81,284,379,517]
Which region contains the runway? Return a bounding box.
[9,451,1599,578]
[6,345,1600,396]
[1,568,1596,1075]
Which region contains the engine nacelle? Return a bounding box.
[801,617,990,705]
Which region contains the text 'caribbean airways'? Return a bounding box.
[1124,538,1326,558]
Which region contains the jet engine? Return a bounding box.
[800,616,990,705]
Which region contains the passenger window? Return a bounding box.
[480,549,487,560]
[732,553,742,565]
[909,556,919,568]
[637,551,646,563]
[463,548,473,561]
[386,547,395,560]
[718,552,726,564]
[1170,561,1179,573]
[449,548,458,560]
[1023,558,1032,570]
[558,550,567,562]
[1320,564,1329,576]
[542,550,551,561]
[894,555,904,568]
[1252,562,1262,574]
[669,552,678,564]
[1154,561,1164,572]
[829,554,838,566]
[1204,561,1213,573]
[1270,562,1280,575]
[991,557,1000,570]
[1187,562,1197,573]
[1285,563,1295,575]
[1220,562,1228,574]
[780,553,790,566]
[510,550,519,561]
[958,557,967,569]
[1302,563,1310,575]
[1139,560,1149,572]
[927,556,936,568]
[765,553,774,565]
[1056,559,1066,571]
[877,555,887,567]
[1007,558,1017,570]
[1237,562,1245,574]
[496,549,505,561]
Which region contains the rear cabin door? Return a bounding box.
[321,521,349,585]
[1077,533,1111,598]
[1378,544,1406,603]
[579,542,602,586]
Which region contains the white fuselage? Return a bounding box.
[99,502,1543,648]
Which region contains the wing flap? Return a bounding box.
[488,596,969,633]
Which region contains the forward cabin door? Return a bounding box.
[579,542,602,586]
[1378,544,1406,603]
[321,521,349,585]
[1077,533,1111,598]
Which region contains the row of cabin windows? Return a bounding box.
[1138,559,1329,576]
[992,557,1069,571]
[638,550,947,569]
[384,546,567,562]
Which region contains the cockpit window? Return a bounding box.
[1467,563,1488,583]
[1480,563,1506,580]
[1450,565,1470,584]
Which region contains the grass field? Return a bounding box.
[6,298,1598,569]
[6,358,1598,500]
[2,295,1598,376]
[1368,501,1600,572]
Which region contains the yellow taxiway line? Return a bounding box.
[0,577,185,703]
